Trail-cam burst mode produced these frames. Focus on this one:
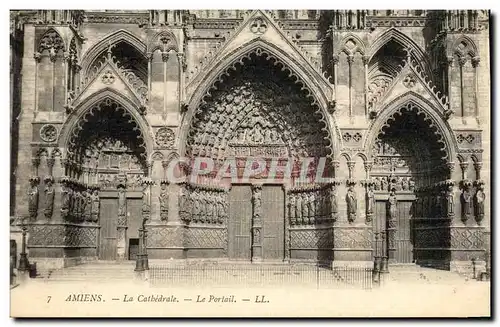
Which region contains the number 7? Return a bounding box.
[47,296,51,303]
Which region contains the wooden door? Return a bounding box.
[262,186,285,261]
[127,198,142,260]
[395,201,414,263]
[228,186,252,260]
[99,198,118,260]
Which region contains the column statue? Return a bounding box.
[446,184,455,218]
[28,177,40,221]
[461,182,473,223]
[346,185,357,223]
[474,182,485,225]
[91,189,100,222]
[387,189,397,220]
[330,185,338,221]
[44,177,55,220]
[60,180,70,221]
[295,192,302,224]
[288,193,296,225]
[159,182,169,222]
[301,193,308,224]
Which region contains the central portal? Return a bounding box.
[228,185,285,261]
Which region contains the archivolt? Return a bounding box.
[364,93,457,161]
[59,89,153,159]
[180,40,337,158]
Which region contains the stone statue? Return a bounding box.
[346,185,357,223]
[199,191,207,223]
[461,185,473,221]
[288,193,296,224]
[474,184,485,224]
[85,188,92,222]
[118,188,127,217]
[28,178,39,221]
[80,191,87,222]
[60,182,70,220]
[193,192,201,222]
[330,186,338,220]
[206,192,214,223]
[301,193,308,224]
[44,178,55,220]
[381,178,388,192]
[307,192,315,224]
[159,182,169,221]
[216,193,225,224]
[252,187,262,221]
[366,183,375,215]
[295,193,302,223]
[387,190,397,220]
[402,178,409,191]
[446,185,455,217]
[91,189,100,222]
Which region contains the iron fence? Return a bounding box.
[149,263,374,289]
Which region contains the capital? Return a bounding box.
[363,161,373,173]
[471,56,480,68]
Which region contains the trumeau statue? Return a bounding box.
[159,182,169,221]
[387,189,397,220]
[346,185,357,223]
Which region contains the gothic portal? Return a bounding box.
[10,10,490,274]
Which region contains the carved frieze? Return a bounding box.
[179,184,228,225]
[341,130,363,146]
[287,186,332,225]
[456,132,481,148]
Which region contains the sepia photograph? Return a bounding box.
[8,7,492,318]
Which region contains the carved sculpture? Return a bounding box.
[252,186,262,221]
[117,187,126,225]
[301,193,308,224]
[91,189,100,223]
[381,177,388,192]
[159,182,169,221]
[288,193,296,225]
[85,188,93,222]
[446,184,455,218]
[44,177,55,220]
[474,182,485,225]
[28,177,40,221]
[387,190,398,220]
[307,192,315,224]
[346,185,357,223]
[60,181,70,221]
[295,192,302,223]
[366,183,375,223]
[330,185,338,221]
[461,181,473,223]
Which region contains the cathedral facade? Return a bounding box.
[10,10,491,273]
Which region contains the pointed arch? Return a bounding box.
[179,38,340,158]
[80,29,147,78]
[450,35,479,58]
[337,33,367,56]
[364,91,457,161]
[58,88,153,156]
[147,30,179,54]
[368,28,432,76]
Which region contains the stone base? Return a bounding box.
[332,224,373,262]
[331,260,374,269]
[148,248,187,259]
[450,260,486,279]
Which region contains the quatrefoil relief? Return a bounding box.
[250,18,268,35]
[101,70,115,85]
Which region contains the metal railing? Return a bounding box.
[149,263,374,289]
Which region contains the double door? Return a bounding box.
[228,185,285,261]
[374,199,414,264]
[98,193,142,261]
